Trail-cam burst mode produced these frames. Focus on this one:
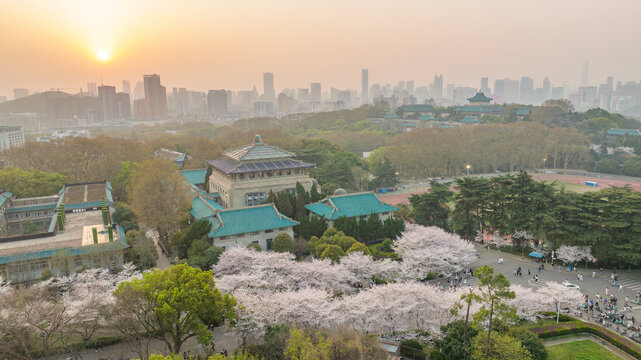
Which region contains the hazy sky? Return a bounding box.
[1,0,640,97]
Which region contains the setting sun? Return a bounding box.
[95,49,111,62]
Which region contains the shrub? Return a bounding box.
[509,328,547,360]
[346,242,371,255]
[246,242,262,252]
[294,238,310,258]
[272,233,295,253]
[321,245,345,263]
[382,238,393,252]
[400,339,427,359]
[429,350,447,360]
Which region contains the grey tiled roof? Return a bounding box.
[208,158,314,174]
[223,135,294,161]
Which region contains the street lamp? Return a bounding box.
[543,158,547,171]
[466,164,471,176]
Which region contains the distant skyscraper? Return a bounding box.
[406,80,414,95]
[142,74,168,120]
[207,90,228,118]
[581,61,590,86]
[98,85,118,121]
[361,69,369,105]
[519,76,534,104]
[122,80,131,95]
[494,79,505,100]
[550,86,564,99]
[0,96,7,104]
[263,73,275,100]
[12,88,29,99]
[87,82,97,96]
[480,77,490,94]
[116,92,131,120]
[431,75,443,98]
[310,83,321,102]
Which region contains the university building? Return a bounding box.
[306,192,398,227]
[207,134,315,208]
[0,181,127,283]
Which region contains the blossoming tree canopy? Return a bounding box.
[394,225,477,278]
[555,245,596,265]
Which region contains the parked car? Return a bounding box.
[562,280,580,290]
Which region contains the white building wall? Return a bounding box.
[212,226,294,251]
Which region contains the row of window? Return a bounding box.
[6,210,55,220]
[12,197,57,207]
[218,227,288,240]
[236,169,303,180]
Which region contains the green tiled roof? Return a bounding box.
[306,192,398,221]
[384,113,398,119]
[467,92,492,102]
[0,192,13,207]
[400,104,435,113]
[462,116,481,123]
[5,203,57,214]
[458,105,503,113]
[182,169,208,186]
[0,226,128,265]
[419,114,436,121]
[208,204,298,238]
[516,108,531,116]
[190,195,223,220]
[607,129,641,136]
[223,134,294,162]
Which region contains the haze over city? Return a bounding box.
[2,0,641,96]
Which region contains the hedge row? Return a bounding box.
[529,320,641,359]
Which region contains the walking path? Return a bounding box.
[543,333,635,360]
[146,229,170,269]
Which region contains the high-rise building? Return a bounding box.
[98,85,118,121]
[278,92,296,113]
[519,77,534,104]
[87,82,97,96]
[263,73,275,100]
[581,61,590,87]
[116,92,131,120]
[480,77,490,94]
[361,69,369,105]
[431,75,443,99]
[207,90,228,118]
[503,79,520,104]
[13,88,29,99]
[550,86,564,99]
[133,82,145,100]
[122,80,131,95]
[494,79,505,100]
[0,126,25,150]
[142,74,168,120]
[310,83,321,102]
[406,80,414,95]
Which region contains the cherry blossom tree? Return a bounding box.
[537,281,584,323]
[394,225,477,279]
[555,245,596,267]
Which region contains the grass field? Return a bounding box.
[544,180,601,193]
[547,340,622,360]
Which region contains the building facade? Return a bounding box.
[207,135,315,209]
[0,126,25,150]
[306,192,398,228]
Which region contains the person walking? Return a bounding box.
[606,287,609,296]
[592,270,596,278]
[619,284,624,293]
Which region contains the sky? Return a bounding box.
[1,0,640,97]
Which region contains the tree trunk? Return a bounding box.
[557,298,560,324]
[485,298,494,359]
[464,300,471,360]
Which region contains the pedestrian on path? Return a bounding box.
[606,287,609,296]
[619,284,624,293]
[592,270,596,278]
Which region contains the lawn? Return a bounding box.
[547,339,622,360]
[543,180,600,194]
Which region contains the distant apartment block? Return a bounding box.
[0,126,25,150]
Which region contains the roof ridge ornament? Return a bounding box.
[254,134,262,144]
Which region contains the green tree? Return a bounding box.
[171,219,212,259]
[320,245,345,263]
[246,242,262,252]
[124,230,159,270]
[473,265,515,358]
[113,264,236,354]
[272,233,295,253]
[113,161,136,201]
[508,328,547,360]
[471,332,531,360]
[204,165,213,193]
[410,181,453,230]
[346,242,370,255]
[22,220,38,234]
[285,326,330,360]
[113,204,135,224]
[438,320,479,360]
[310,184,322,202]
[0,167,66,198]
[370,157,397,189]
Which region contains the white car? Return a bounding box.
[562,281,580,290]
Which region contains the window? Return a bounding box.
[220,236,229,240]
[236,233,245,238]
[266,238,273,250]
[250,231,260,235]
[239,174,244,180]
[279,227,287,231]
[245,192,266,206]
[264,229,273,233]
[381,212,389,216]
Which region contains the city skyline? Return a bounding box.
[1,1,641,96]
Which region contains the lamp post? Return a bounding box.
[466,164,471,176]
[543,158,547,171]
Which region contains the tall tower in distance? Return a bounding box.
[581,61,590,87]
[263,72,275,100]
[122,80,131,96]
[362,69,369,105]
[98,85,117,121]
[143,74,168,120]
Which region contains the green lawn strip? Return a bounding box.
[548,339,622,360]
[529,319,641,359]
[367,242,397,259]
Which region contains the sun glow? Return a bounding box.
[95,49,111,62]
